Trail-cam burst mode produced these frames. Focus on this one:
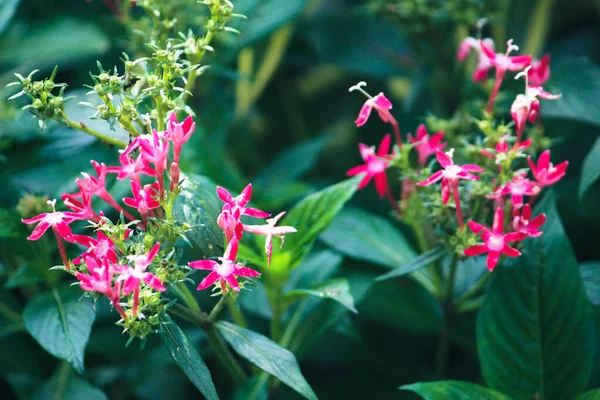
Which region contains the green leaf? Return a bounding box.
[160,316,219,400]
[301,15,411,77]
[543,57,600,127]
[477,192,596,400]
[284,278,357,313]
[0,0,20,36]
[173,174,224,258]
[282,177,360,266]
[35,365,108,400]
[320,207,416,268]
[216,321,317,400]
[580,261,600,306]
[580,137,600,199]
[574,389,600,400]
[0,207,26,239]
[5,265,44,288]
[400,380,511,400]
[376,247,444,282]
[23,286,96,375]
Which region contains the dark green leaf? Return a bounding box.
[285,278,357,313]
[0,207,26,239]
[160,316,219,400]
[376,247,444,281]
[173,174,223,258]
[216,321,317,400]
[477,192,596,400]
[282,177,359,266]
[320,207,416,269]
[580,137,600,199]
[23,286,96,374]
[0,0,20,36]
[5,265,44,288]
[35,365,108,400]
[544,57,600,127]
[400,380,511,400]
[301,15,411,77]
[574,389,600,400]
[580,261,600,306]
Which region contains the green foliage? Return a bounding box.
[580,137,600,199]
[34,364,108,400]
[477,193,596,400]
[160,316,219,400]
[580,262,600,307]
[23,286,96,374]
[574,389,600,400]
[401,380,511,400]
[216,321,317,400]
[376,247,444,281]
[0,0,20,35]
[284,278,357,313]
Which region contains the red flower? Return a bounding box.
[417,149,483,204]
[500,173,540,209]
[216,184,270,219]
[120,243,166,315]
[347,134,392,198]
[457,37,495,82]
[513,204,546,237]
[528,150,568,187]
[123,181,160,216]
[527,54,551,86]
[76,256,127,319]
[511,85,561,136]
[62,184,100,222]
[106,153,155,185]
[22,209,78,241]
[480,39,532,74]
[166,112,195,163]
[243,211,297,266]
[217,204,244,243]
[464,207,528,271]
[71,231,118,264]
[189,238,260,292]
[354,91,393,127]
[408,124,446,166]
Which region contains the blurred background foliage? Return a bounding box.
[1,0,600,399]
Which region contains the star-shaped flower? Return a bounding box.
[243,212,297,266]
[347,134,392,198]
[408,124,446,166]
[513,204,546,238]
[528,150,568,187]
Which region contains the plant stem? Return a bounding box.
[523,0,554,57]
[59,114,127,148]
[227,297,247,328]
[487,70,505,115]
[455,270,494,306]
[176,281,201,312]
[452,185,465,231]
[434,255,458,379]
[0,301,21,323]
[208,295,227,322]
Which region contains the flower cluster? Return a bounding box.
[21,112,198,335]
[346,34,568,272]
[188,184,297,293]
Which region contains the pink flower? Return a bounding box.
[217,204,243,243]
[123,181,160,216]
[480,39,532,74]
[22,210,78,241]
[216,184,270,219]
[138,130,170,198]
[169,162,181,191]
[511,85,561,135]
[457,37,495,81]
[77,256,128,319]
[481,139,531,160]
[354,92,393,127]
[464,207,528,271]
[189,239,260,292]
[417,149,483,205]
[347,134,392,198]
[513,204,546,237]
[71,231,117,264]
[528,150,568,187]
[408,124,446,166]
[243,212,297,266]
[62,186,100,222]
[527,54,551,86]
[106,153,155,185]
[499,173,540,208]
[166,112,195,163]
[120,243,166,315]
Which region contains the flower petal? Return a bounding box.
[197,271,221,291]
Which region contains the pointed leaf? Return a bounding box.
[35,366,108,400]
[376,247,444,281]
[580,137,600,199]
[23,286,96,374]
[580,261,600,306]
[400,381,511,400]
[477,192,596,400]
[216,321,317,400]
[160,316,219,400]
[284,278,357,313]
[574,389,600,400]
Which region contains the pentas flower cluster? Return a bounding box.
[21,112,198,332]
[188,184,297,292]
[346,34,569,272]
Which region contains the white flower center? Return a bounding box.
[487,235,505,251]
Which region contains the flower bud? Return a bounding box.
[170,162,181,191]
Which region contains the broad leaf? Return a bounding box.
[35,366,108,400]
[174,174,223,258]
[574,389,600,400]
[284,278,357,313]
[580,137,600,199]
[160,316,219,400]
[477,192,596,400]
[216,321,317,400]
[580,262,600,306]
[5,265,44,288]
[0,0,20,36]
[544,57,600,127]
[23,286,96,374]
[282,177,359,266]
[376,247,444,282]
[400,380,511,400]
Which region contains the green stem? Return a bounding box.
[455,270,494,306]
[208,295,227,322]
[53,361,72,400]
[523,0,554,57]
[434,255,458,379]
[175,282,201,313]
[227,297,247,328]
[0,301,21,323]
[59,113,127,148]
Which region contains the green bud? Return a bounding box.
[109,76,120,86]
[32,99,43,109]
[99,73,110,83]
[33,82,44,92]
